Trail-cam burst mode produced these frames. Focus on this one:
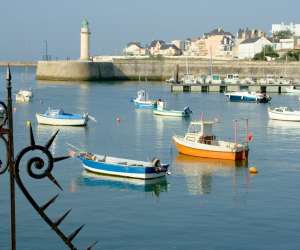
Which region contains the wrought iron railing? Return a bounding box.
[0,66,96,249]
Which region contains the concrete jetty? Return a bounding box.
[36,57,300,82]
[170,83,294,93]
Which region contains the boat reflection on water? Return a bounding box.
[173,154,248,195]
[37,80,91,90]
[267,120,300,136]
[78,171,169,197]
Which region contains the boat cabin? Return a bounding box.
[225,74,240,84]
[184,120,216,144]
[136,90,149,101]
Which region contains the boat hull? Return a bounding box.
[134,100,155,109]
[80,157,168,179]
[36,114,87,126]
[225,92,271,103]
[173,136,248,161]
[268,110,300,121]
[153,109,190,117]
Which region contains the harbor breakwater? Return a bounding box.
[36,58,300,81]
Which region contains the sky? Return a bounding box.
[0,0,299,60]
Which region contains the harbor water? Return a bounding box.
[0,67,300,249]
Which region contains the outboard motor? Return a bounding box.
[152,158,165,173]
[183,106,192,114]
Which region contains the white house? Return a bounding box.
[238,37,272,59]
[272,22,300,36]
[159,44,182,56]
[123,42,147,56]
[171,40,184,50]
[273,38,295,51]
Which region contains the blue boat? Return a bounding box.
[133,90,157,109]
[78,152,170,179]
[224,91,271,103]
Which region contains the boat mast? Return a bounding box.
[234,120,238,145]
[245,119,248,145]
[185,56,189,74]
[210,46,213,76]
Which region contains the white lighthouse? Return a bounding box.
[80,18,90,60]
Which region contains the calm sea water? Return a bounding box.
[0,67,300,250]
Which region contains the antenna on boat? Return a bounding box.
[245,118,249,145]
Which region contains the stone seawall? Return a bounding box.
[36,58,300,81]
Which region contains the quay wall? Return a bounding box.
[36,58,300,81]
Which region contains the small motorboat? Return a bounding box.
[153,100,192,117]
[224,91,271,103]
[16,89,33,102]
[77,152,170,179]
[268,107,300,121]
[36,108,88,126]
[286,86,300,95]
[173,120,250,161]
[181,73,196,84]
[133,90,157,109]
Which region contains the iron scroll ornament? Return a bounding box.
[0,101,9,174]
[14,124,97,249]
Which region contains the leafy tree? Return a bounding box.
[273,30,294,39]
[281,50,300,61]
[253,45,279,61]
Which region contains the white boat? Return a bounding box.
[16,90,33,102]
[181,57,195,84]
[181,73,196,84]
[153,101,192,117]
[205,74,222,84]
[36,108,88,126]
[77,151,170,179]
[133,90,156,109]
[0,106,5,118]
[165,77,176,83]
[268,107,300,121]
[286,86,300,95]
[224,74,240,84]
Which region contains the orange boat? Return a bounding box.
[173,120,249,161]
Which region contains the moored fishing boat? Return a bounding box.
[153,101,192,117]
[224,91,271,103]
[133,90,157,109]
[77,151,170,179]
[36,108,88,126]
[268,107,300,121]
[16,89,33,102]
[173,120,250,161]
